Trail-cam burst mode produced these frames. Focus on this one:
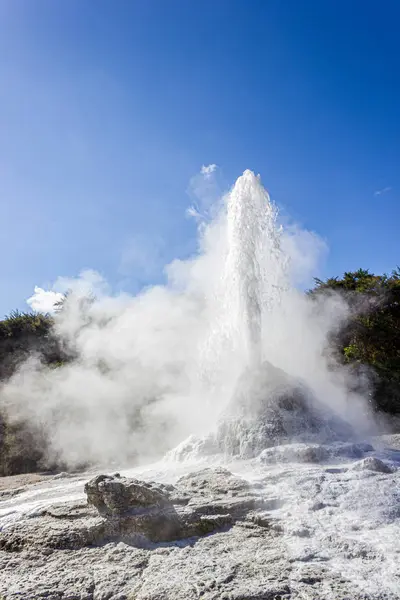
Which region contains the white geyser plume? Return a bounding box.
[1,170,374,468]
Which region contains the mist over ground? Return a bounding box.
[0,169,375,469]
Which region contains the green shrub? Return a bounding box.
[310,268,400,414]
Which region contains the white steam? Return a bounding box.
[1,170,374,468]
[27,287,64,314]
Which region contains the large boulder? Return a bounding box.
[82,470,268,543]
[84,474,173,515]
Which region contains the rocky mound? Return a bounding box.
[215,361,354,458]
[168,361,354,461]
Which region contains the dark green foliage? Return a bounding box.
[0,310,68,476]
[310,268,400,414]
[0,311,60,379]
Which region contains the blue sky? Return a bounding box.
[0,0,399,316]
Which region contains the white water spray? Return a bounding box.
[1,169,373,468]
[194,170,288,410]
[223,170,286,367]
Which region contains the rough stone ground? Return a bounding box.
[0,472,52,493]
[0,437,399,600]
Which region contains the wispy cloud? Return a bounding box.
[187,164,221,222]
[200,164,217,178]
[374,186,392,197]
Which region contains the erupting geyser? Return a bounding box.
[171,170,355,461]
[2,168,369,468]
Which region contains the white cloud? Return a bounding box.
[200,164,217,178]
[26,270,108,314]
[374,186,392,197]
[26,286,64,314]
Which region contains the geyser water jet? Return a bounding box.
[223,170,286,368]
[194,170,288,410]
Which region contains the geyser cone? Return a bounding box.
[216,360,354,458]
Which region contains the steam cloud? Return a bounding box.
[0,169,375,468]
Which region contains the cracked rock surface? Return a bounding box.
[1,439,400,600]
[0,468,268,551]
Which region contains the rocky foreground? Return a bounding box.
[0,438,399,600]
